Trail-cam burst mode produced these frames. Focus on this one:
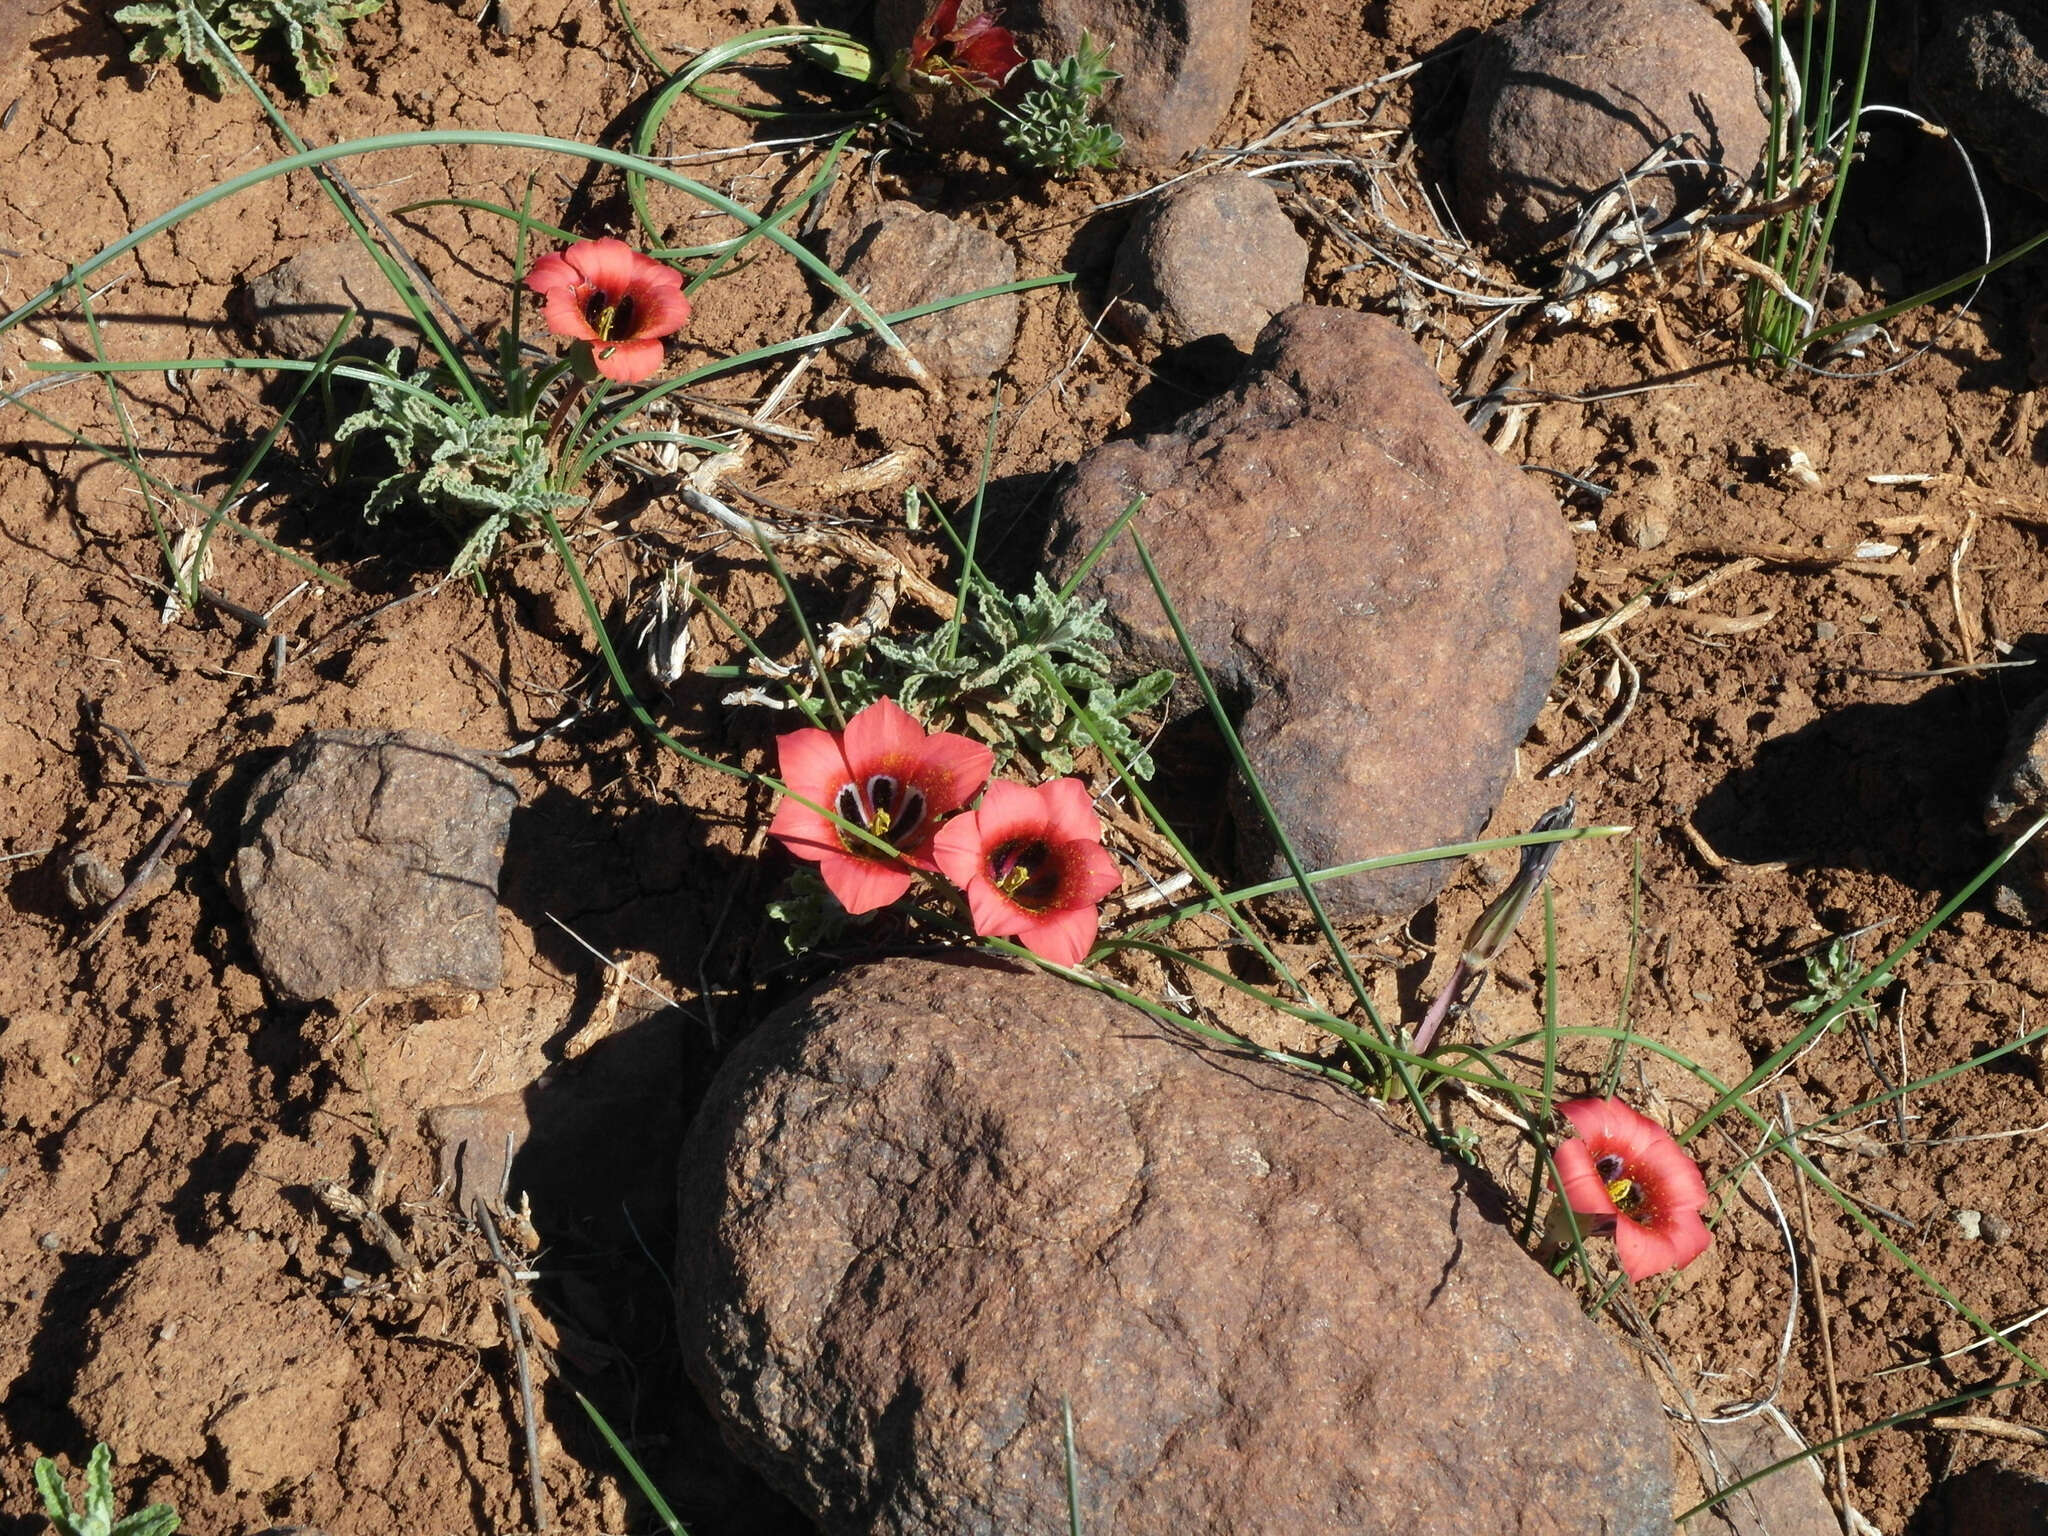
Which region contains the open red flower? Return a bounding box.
[1552,1097,1712,1283]
[931,778,1120,967]
[524,237,689,384]
[769,698,994,915]
[905,0,1026,86]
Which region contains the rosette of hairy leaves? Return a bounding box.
[839,573,1173,779]
[112,0,386,95]
[1001,31,1124,175]
[34,1442,179,1536]
[334,350,582,577]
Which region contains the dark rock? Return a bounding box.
[234,730,518,1002]
[1453,0,1769,259]
[872,0,1247,165]
[1039,306,1571,923]
[1926,1460,2048,1535]
[1107,174,1308,367]
[825,202,1019,383]
[1691,1417,1839,1536]
[1984,691,2048,923]
[680,953,1675,1536]
[1917,2,2048,201]
[245,238,413,359]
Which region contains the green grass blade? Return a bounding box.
[571,1388,687,1535]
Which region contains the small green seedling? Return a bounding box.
[1001,32,1124,175]
[33,1443,179,1536]
[1788,937,1878,1023]
[113,0,386,96]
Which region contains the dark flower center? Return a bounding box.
[990,838,1059,908]
[584,290,637,341]
[836,774,926,857]
[1594,1152,1641,1213]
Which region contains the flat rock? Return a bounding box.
[1916,2,2048,201]
[1453,0,1769,259]
[1691,1417,1839,1536]
[1107,173,1308,369]
[234,729,518,1002]
[825,202,1019,382]
[244,238,414,358]
[1983,691,2048,922]
[1039,306,1571,923]
[679,953,1675,1536]
[872,0,1246,164]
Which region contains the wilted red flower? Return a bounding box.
[1552,1097,1712,1283]
[931,778,1120,967]
[905,0,1026,86]
[770,698,994,915]
[524,237,689,384]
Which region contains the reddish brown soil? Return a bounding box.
[4,0,2048,1531]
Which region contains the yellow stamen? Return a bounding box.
[1607,1177,1637,1210]
[871,807,894,838]
[997,863,1032,896]
[594,302,618,339]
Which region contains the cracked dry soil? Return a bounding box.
[4,0,2048,1531]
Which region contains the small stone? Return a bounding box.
[1613,499,1670,550]
[1695,1416,1841,1536]
[824,202,1019,383]
[1981,1211,2011,1244]
[680,955,1675,1535]
[59,847,123,912]
[233,730,519,1002]
[1106,175,1309,368]
[244,239,413,359]
[1982,692,2048,923]
[1041,307,1573,923]
[38,1231,61,1251]
[1814,620,1838,641]
[1453,0,1770,259]
[1955,1208,1984,1240]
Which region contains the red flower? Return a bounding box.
[905,0,1026,86]
[769,698,994,915]
[1552,1097,1713,1283]
[524,237,689,384]
[931,778,1121,967]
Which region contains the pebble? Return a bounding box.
[1955,1209,1983,1240]
[1980,1212,2010,1245]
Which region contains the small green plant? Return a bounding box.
[335,343,584,579]
[838,572,1173,780]
[1787,936,1879,1023]
[1001,32,1124,175]
[112,0,385,95]
[34,1444,179,1536]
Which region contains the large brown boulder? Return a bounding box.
[678,954,1675,1535]
[1453,0,1769,259]
[1040,306,1571,924]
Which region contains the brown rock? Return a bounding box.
[826,202,1019,383]
[679,954,1675,1536]
[245,238,414,359]
[1690,1417,1840,1536]
[872,0,1247,164]
[1916,3,2048,202]
[71,1235,356,1495]
[1040,306,1571,923]
[1107,173,1309,365]
[1984,692,2048,922]
[1453,0,1769,259]
[234,730,518,1002]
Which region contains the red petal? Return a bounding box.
[623,280,691,342]
[562,237,642,299]
[930,811,988,890]
[1048,837,1120,907]
[951,14,1024,83]
[536,282,600,343]
[1631,1127,1711,1213]
[768,796,841,864]
[1035,776,1104,845]
[776,725,852,804]
[919,0,962,38]
[1556,1097,1637,1149]
[969,779,1055,851]
[524,250,579,298]
[842,697,928,778]
[593,337,665,383]
[1613,1206,1712,1283]
[817,849,915,915]
[1552,1138,1619,1218]
[905,732,995,820]
[959,868,1031,940]
[1013,902,1098,966]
